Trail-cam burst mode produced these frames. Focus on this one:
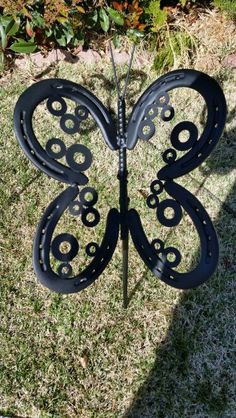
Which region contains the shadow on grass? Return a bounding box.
[123,104,236,417]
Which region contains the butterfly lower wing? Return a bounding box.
[34,186,119,293]
[128,181,219,289]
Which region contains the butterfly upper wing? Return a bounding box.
[14,78,120,293]
[14,78,118,185]
[127,69,226,177]
[126,69,227,289]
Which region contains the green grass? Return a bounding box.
[0,51,235,418]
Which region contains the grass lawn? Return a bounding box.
[0,28,236,418]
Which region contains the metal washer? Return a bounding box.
[138,119,155,140]
[66,144,92,172]
[60,113,80,135]
[47,96,67,116]
[75,105,89,121]
[80,187,98,207]
[81,208,100,228]
[156,199,182,227]
[151,179,164,195]
[146,194,159,209]
[68,200,82,216]
[57,262,73,278]
[151,238,164,253]
[162,148,177,164]
[51,233,79,262]
[86,242,99,257]
[171,121,198,151]
[160,105,175,122]
[46,138,66,159]
[163,246,181,268]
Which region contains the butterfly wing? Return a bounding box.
[14,78,118,184]
[33,186,119,293]
[14,78,120,293]
[126,69,226,289]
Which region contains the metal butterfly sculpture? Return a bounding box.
[14,45,226,307]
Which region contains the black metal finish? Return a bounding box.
[14,67,227,303]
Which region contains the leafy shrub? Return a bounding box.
[212,0,236,20]
[0,0,235,73]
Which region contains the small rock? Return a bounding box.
[112,50,130,65]
[222,53,236,69]
[77,49,101,64]
[79,355,89,369]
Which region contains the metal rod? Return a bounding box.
[122,232,129,309]
[109,40,135,308]
[122,43,136,99]
[118,97,129,308]
[109,40,120,97]
[109,40,136,100]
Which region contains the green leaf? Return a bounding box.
[6,17,20,37]
[0,50,5,72]
[107,7,124,26]
[63,23,74,44]
[0,24,7,50]
[126,28,144,43]
[75,31,85,46]
[112,34,122,48]
[53,27,67,47]
[53,23,74,46]
[147,0,167,28]
[31,11,45,28]
[99,8,109,32]
[10,41,37,54]
[0,16,12,28]
[86,10,98,28]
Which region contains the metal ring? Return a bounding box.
[150,179,164,195]
[68,200,82,216]
[80,187,98,207]
[171,121,198,151]
[156,199,182,227]
[66,144,92,172]
[81,208,100,228]
[51,233,79,262]
[145,104,158,120]
[162,148,177,164]
[60,113,80,134]
[57,262,73,278]
[138,120,155,140]
[45,138,66,159]
[163,246,181,268]
[75,105,89,121]
[47,96,67,116]
[86,242,99,257]
[160,105,175,122]
[154,91,170,107]
[146,194,159,209]
[151,238,164,254]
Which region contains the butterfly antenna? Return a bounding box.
[109,40,121,97]
[122,43,136,99]
[109,41,136,99]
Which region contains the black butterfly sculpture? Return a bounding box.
[14,45,227,307]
